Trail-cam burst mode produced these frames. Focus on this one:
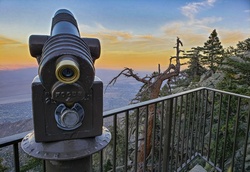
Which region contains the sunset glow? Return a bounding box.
[0,37,37,70]
[0,0,249,71]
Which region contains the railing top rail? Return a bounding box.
[103,87,250,117]
[205,87,250,98]
[103,87,204,117]
[0,131,31,147]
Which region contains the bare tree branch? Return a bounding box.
[105,66,162,95]
[105,37,184,172]
[105,67,151,92]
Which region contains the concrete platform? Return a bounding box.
[189,165,207,172]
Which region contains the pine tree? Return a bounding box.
[202,29,224,73]
[182,46,206,81]
[218,38,250,94]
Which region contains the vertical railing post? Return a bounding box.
[112,114,117,171]
[162,98,174,171]
[13,143,20,172]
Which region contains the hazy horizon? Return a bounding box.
[0,67,148,104]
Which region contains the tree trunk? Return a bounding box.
[137,81,161,171]
[136,38,183,171]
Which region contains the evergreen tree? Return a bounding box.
[202,29,224,73]
[182,46,206,82]
[235,38,250,57]
[218,38,250,94]
[104,159,113,172]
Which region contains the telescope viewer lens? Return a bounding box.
[55,57,80,84]
[62,68,74,78]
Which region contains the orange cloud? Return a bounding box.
[85,31,177,71]
[161,22,209,47]
[0,35,37,70]
[0,35,22,45]
[95,49,174,71]
[219,30,249,47]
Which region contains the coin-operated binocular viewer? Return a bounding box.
[22,9,111,172]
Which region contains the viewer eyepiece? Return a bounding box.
[55,56,80,84]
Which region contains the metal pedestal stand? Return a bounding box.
[21,127,111,172]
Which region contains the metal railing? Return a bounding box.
[1,87,250,171]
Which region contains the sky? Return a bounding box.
[0,0,249,71]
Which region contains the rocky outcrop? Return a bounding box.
[188,70,224,89]
[172,70,224,94]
